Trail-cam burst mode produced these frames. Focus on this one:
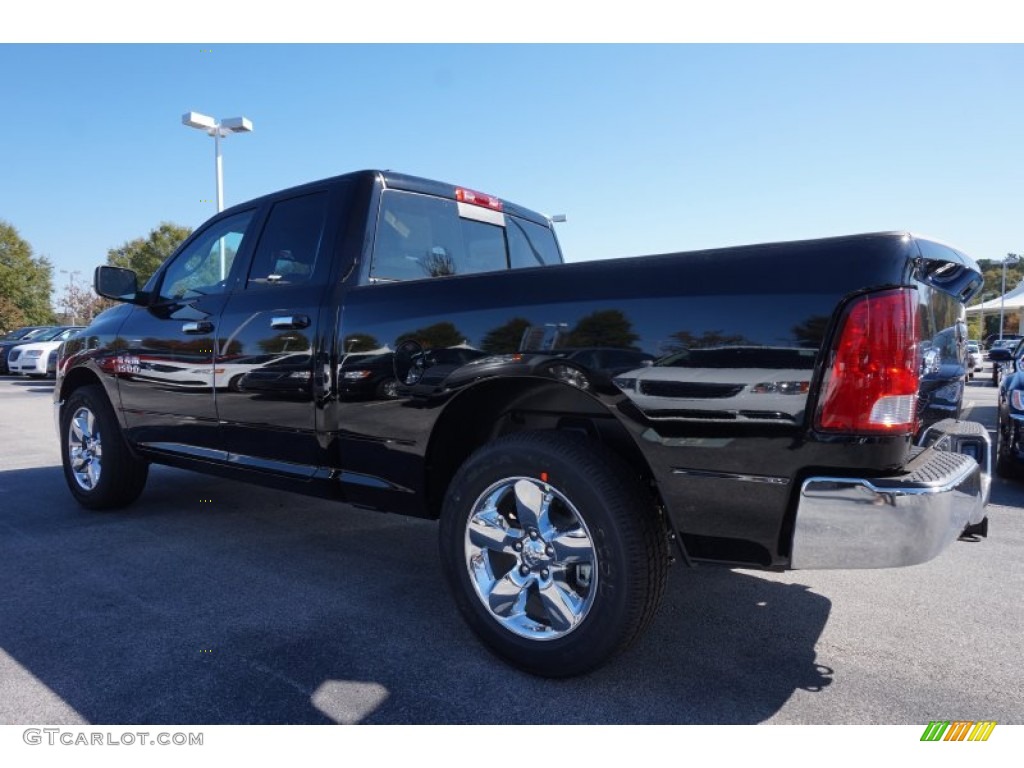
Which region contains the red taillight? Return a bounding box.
[816,288,919,434]
[455,187,503,211]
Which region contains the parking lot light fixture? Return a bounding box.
[182,111,253,279]
[1000,253,1021,341]
[181,111,253,214]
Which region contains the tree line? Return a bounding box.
[0,219,191,333]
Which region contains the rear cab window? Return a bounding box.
[368,188,562,283]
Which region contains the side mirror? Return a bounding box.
[95,265,143,304]
[989,348,1012,362]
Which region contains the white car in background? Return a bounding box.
[966,341,983,377]
[7,326,84,378]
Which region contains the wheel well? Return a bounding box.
[423,378,660,521]
[59,367,104,403]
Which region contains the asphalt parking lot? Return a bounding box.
[0,371,1021,725]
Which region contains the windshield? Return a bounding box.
[52,327,83,342]
[3,327,41,341]
[31,327,76,342]
[10,326,54,341]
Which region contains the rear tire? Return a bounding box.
[439,430,668,677]
[60,384,148,509]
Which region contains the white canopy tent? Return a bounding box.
[964,283,1024,337]
[964,282,1024,315]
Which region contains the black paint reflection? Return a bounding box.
[339,351,399,400]
[918,323,967,429]
[613,346,815,424]
[236,353,314,399]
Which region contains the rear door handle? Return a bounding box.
[182,321,214,334]
[270,315,311,330]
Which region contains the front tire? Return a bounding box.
[377,378,400,399]
[996,421,1022,480]
[60,384,149,509]
[439,431,668,677]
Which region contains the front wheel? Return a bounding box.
[60,384,149,509]
[377,378,400,400]
[439,431,668,677]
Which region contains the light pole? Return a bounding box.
[59,269,81,325]
[999,253,1021,341]
[182,111,253,280]
[977,292,997,342]
[181,111,253,212]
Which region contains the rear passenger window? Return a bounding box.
[248,192,329,287]
[371,190,497,281]
[507,216,562,268]
[370,189,561,282]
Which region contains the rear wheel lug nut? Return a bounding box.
[519,565,530,577]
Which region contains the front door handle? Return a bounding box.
[270,315,311,330]
[182,321,214,334]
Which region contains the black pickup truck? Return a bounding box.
[57,170,990,677]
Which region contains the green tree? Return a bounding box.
[343,333,382,353]
[107,222,193,286]
[481,317,532,354]
[0,220,55,331]
[662,329,752,353]
[977,258,1024,300]
[257,332,311,354]
[565,310,639,349]
[790,316,830,349]
[396,322,465,349]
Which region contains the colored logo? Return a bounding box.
[920,721,996,741]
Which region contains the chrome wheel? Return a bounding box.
[60,384,148,509]
[441,431,668,676]
[68,406,102,491]
[545,363,591,391]
[464,476,597,641]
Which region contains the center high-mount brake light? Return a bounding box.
[816,288,920,435]
[456,187,503,212]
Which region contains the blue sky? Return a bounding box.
[1,44,1022,293]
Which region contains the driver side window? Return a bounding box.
[158,210,255,301]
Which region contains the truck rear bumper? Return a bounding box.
[791,444,985,570]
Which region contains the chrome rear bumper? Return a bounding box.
[791,428,986,569]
